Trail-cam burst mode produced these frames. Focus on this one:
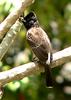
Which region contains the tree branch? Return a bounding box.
[0,20,22,61]
[0,46,71,87]
[0,0,35,39]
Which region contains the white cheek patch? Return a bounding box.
[46,52,51,65]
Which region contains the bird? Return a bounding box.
[21,12,53,87]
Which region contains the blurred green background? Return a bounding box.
[0,0,71,100]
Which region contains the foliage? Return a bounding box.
[0,0,71,100]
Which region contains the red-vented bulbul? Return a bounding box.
[21,12,53,87]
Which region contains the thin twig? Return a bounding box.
[0,47,71,87]
[0,0,35,39]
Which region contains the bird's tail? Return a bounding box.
[44,64,53,87]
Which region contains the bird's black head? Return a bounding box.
[22,12,39,30]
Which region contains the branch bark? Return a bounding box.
[0,20,22,61]
[0,0,35,39]
[0,47,71,87]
